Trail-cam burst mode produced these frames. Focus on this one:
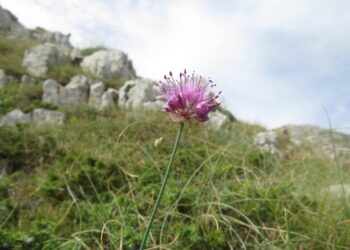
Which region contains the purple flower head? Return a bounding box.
[157,70,221,123]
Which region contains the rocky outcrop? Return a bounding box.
[275,125,350,163]
[253,125,350,162]
[118,79,160,109]
[253,131,281,158]
[42,76,119,110]
[30,27,72,47]
[0,6,30,37]
[22,43,70,76]
[0,108,64,126]
[81,50,136,80]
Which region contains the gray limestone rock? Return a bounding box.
[81,50,136,80]
[0,109,32,126]
[275,125,350,163]
[32,108,64,125]
[63,75,91,105]
[118,79,159,109]
[99,88,119,111]
[0,6,30,37]
[253,131,281,158]
[208,111,230,129]
[30,27,72,47]
[89,82,105,109]
[42,79,61,106]
[23,43,70,76]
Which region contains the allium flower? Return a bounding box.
[141,70,220,249]
[157,70,221,123]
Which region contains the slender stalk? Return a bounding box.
[140,122,184,250]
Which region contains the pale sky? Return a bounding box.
[1,0,349,131]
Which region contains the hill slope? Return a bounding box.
[1,5,350,250]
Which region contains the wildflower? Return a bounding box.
[140,70,221,249]
[157,70,221,123]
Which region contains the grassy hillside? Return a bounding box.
[1,38,350,249]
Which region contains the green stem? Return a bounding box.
[140,122,184,250]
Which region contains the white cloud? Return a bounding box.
[0,0,349,129]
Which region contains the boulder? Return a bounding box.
[23,43,70,76]
[0,6,30,37]
[0,109,31,126]
[42,76,91,106]
[67,75,92,87]
[20,75,36,86]
[99,88,119,111]
[81,50,136,80]
[0,69,7,88]
[89,82,105,108]
[118,79,160,109]
[253,131,281,158]
[42,79,61,106]
[63,75,90,105]
[32,108,64,125]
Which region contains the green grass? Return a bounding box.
[0,83,57,115]
[46,63,85,85]
[1,104,350,249]
[0,36,39,76]
[81,46,108,57]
